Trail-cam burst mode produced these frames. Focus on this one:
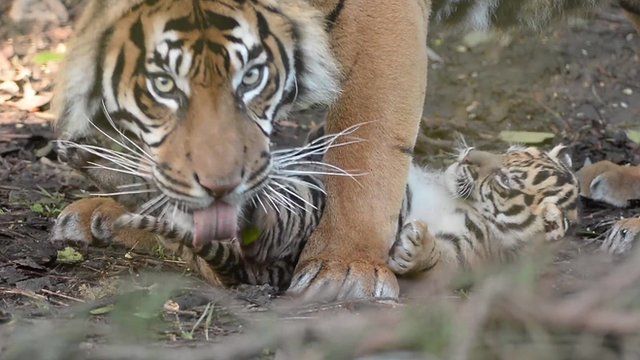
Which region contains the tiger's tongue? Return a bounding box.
[193,202,238,248]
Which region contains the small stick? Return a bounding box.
[40,289,86,303]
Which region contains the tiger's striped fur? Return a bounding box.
[113,140,579,288]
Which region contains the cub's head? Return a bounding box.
[445,145,579,223]
[54,0,339,236]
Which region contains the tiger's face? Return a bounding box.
[54,0,338,244]
[98,0,303,209]
[445,145,579,223]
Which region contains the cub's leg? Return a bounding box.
[50,197,158,250]
[388,221,440,275]
[538,202,570,242]
[289,0,430,302]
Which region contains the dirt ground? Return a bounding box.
[1,2,640,359]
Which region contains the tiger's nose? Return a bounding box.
[194,174,241,199]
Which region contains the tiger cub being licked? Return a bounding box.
[103,139,580,289]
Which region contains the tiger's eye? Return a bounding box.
[242,66,262,87]
[153,76,176,93]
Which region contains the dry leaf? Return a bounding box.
[0,81,20,95]
[8,87,52,112]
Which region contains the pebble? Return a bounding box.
[623,88,634,95]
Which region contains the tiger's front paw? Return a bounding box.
[540,202,569,242]
[388,221,438,275]
[287,259,399,303]
[50,197,128,248]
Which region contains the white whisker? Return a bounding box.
[117,183,149,189]
[266,185,302,214]
[91,189,157,197]
[272,181,316,211]
[137,195,166,215]
[255,194,268,213]
[86,116,153,164]
[85,162,152,179]
[268,175,326,194]
[143,196,170,216]
[100,100,155,162]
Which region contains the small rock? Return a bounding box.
[623,88,633,96]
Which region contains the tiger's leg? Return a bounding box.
[388,221,440,275]
[50,197,159,250]
[289,0,429,301]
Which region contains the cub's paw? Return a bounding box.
[388,221,438,275]
[50,197,127,248]
[540,202,569,242]
[287,259,399,303]
[601,217,640,256]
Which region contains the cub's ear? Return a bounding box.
[548,145,572,169]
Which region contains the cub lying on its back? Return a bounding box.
[109,141,580,287]
[387,145,580,277]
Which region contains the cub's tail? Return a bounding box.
[431,0,602,30]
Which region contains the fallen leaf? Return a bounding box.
[9,91,53,112]
[499,131,555,144]
[33,51,65,65]
[90,304,115,315]
[56,247,84,264]
[0,81,20,95]
[628,130,640,144]
[242,226,262,246]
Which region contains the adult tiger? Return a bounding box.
[52,0,638,302]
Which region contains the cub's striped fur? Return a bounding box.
[114,140,580,287]
[388,145,579,277]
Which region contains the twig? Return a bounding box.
[189,302,212,338]
[0,287,68,307]
[40,289,86,303]
[204,303,215,341]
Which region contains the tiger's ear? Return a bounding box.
[548,144,572,169]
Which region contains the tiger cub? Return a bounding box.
[113,142,579,288]
[387,145,579,278]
